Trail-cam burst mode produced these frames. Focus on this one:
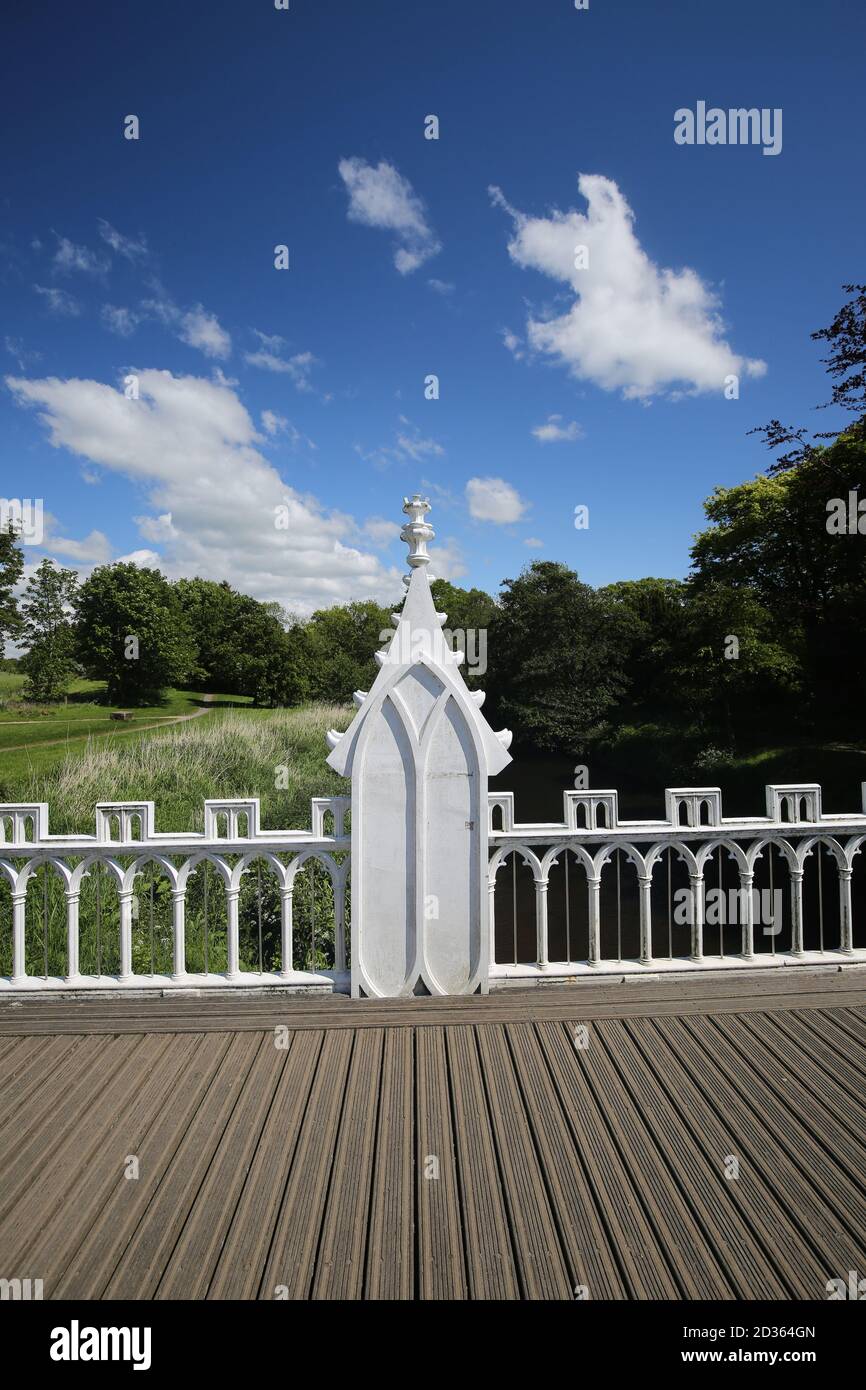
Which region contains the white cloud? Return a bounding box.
[41,529,113,565]
[261,409,289,436]
[52,234,108,277]
[466,477,529,524]
[140,289,232,360]
[98,219,148,262]
[338,157,440,274]
[523,536,544,548]
[355,417,445,472]
[245,334,319,391]
[101,304,140,337]
[4,337,41,370]
[501,327,525,360]
[363,517,401,547]
[428,278,455,296]
[532,413,584,443]
[178,305,231,359]
[34,284,81,316]
[6,368,404,614]
[490,173,766,400]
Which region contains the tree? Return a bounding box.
[174,578,289,697]
[0,522,23,655]
[75,563,195,704]
[689,430,866,732]
[486,561,634,753]
[600,578,688,722]
[752,283,866,472]
[305,600,394,703]
[19,559,79,702]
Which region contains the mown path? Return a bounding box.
[0,694,215,755]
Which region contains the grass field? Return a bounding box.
[0,702,354,978]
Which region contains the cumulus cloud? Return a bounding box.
[532,413,584,443]
[466,477,528,524]
[338,157,440,274]
[5,368,403,614]
[490,173,766,399]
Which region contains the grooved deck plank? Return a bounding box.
[657,1016,866,1278]
[103,1032,264,1299]
[0,1035,78,1131]
[54,1033,233,1298]
[0,1034,126,1175]
[445,1023,519,1299]
[560,1020,732,1299]
[415,1025,466,1299]
[1,981,864,1301]
[596,1018,790,1298]
[1,965,863,1034]
[364,1027,414,1300]
[259,1029,354,1299]
[509,1021,625,1298]
[536,1019,680,1298]
[312,1029,384,1300]
[475,1025,573,1299]
[625,1016,830,1296]
[14,1033,201,1287]
[156,1034,288,1299]
[207,1031,325,1300]
[731,1011,866,1147]
[0,1033,173,1270]
[692,1014,866,1227]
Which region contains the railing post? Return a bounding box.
[488,874,497,970]
[689,873,704,961]
[280,885,294,977]
[790,870,805,956]
[66,890,81,981]
[637,875,653,965]
[226,887,240,979]
[587,876,601,965]
[535,877,549,968]
[171,888,186,981]
[334,875,346,974]
[839,868,854,954]
[119,889,134,982]
[11,889,26,985]
[740,873,755,959]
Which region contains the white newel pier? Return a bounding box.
[326,495,512,997]
[1,493,865,997]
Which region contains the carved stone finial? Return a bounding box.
[400,494,434,570]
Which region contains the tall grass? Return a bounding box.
[21,703,353,834]
[1,704,355,977]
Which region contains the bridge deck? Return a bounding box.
[1,967,865,1300]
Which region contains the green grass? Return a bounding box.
[0,685,255,785]
[0,703,354,977]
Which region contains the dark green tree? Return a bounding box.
[305,600,394,703]
[19,558,79,702]
[0,522,24,655]
[486,561,634,753]
[75,563,195,704]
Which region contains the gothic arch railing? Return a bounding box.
[488,783,866,977]
[0,797,350,990]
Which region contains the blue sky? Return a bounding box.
[1,0,863,614]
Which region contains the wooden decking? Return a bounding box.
[1,968,865,1300]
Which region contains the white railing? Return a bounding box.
[488,782,866,981]
[0,797,350,991]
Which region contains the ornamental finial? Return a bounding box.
[400,494,434,571]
